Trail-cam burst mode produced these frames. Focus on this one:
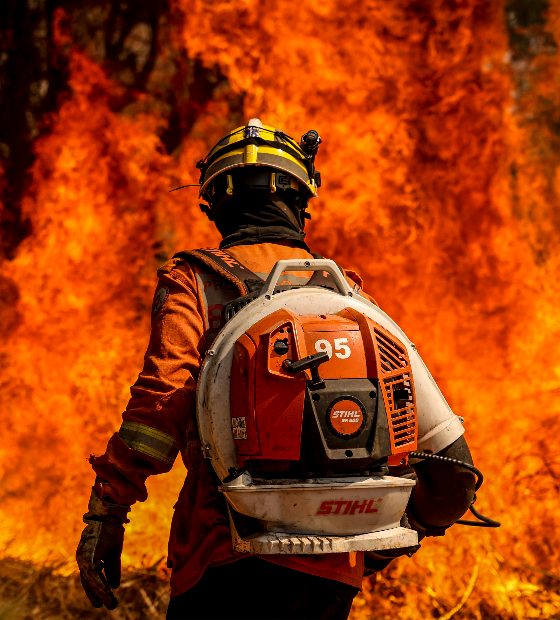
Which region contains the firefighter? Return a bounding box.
[76,119,476,619]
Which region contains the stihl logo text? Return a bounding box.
[331,411,361,419]
[207,248,246,269]
[316,499,382,515]
[328,399,364,436]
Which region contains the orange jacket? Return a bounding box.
[91,242,375,596]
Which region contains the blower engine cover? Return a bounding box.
[196,260,463,554]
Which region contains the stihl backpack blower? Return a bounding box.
[194,257,495,555]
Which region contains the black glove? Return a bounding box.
[76,488,130,610]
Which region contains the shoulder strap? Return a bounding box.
[173,248,264,296]
[173,248,346,296]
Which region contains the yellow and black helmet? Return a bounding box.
[196,119,322,208]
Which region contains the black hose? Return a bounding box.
[456,495,502,527]
[409,451,501,529]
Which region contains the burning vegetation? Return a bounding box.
[0,0,559,618]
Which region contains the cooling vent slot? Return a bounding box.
[372,327,417,453]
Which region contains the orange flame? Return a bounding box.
[1,0,559,616]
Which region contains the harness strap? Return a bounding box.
[173,248,344,296]
[173,248,262,296]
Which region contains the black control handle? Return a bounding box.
[282,352,329,390]
[282,351,329,374]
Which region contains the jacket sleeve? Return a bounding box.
[90,261,206,505]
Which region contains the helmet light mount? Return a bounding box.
[300,130,322,161]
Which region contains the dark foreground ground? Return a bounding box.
[0,557,170,620]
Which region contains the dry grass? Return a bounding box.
[2,553,559,620]
[0,557,170,620]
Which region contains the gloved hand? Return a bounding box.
[76,488,130,609]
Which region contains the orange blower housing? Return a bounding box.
[230,308,417,479]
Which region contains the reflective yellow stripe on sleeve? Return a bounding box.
[118,421,180,466]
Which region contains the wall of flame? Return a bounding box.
[1,0,559,617]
